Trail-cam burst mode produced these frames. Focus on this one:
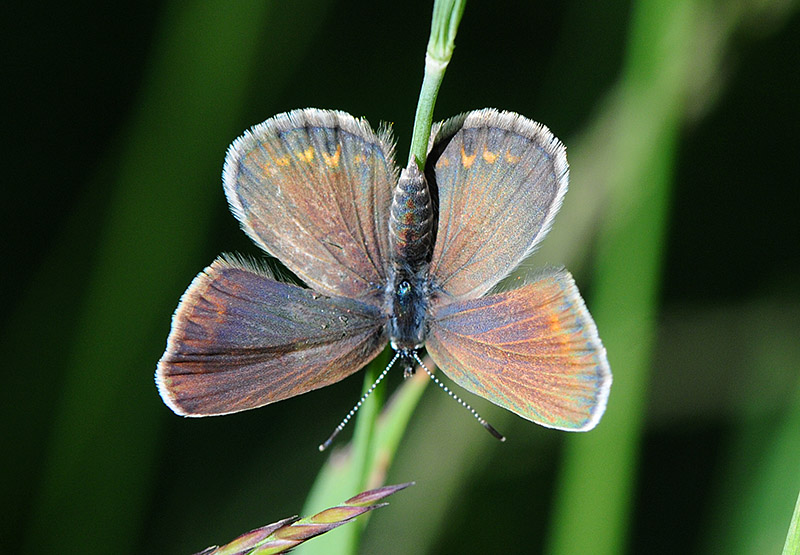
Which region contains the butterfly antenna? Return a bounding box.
[412,352,505,442]
[318,352,400,452]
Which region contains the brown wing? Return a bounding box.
[426,270,611,431]
[427,109,569,300]
[223,109,396,303]
[156,256,387,416]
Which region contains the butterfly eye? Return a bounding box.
[397,281,411,295]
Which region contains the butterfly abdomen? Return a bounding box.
[389,162,434,269]
[386,162,433,351]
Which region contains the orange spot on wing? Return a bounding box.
[257,160,274,175]
[548,312,563,336]
[298,146,315,163]
[461,146,476,168]
[482,149,498,164]
[275,155,291,166]
[505,151,521,164]
[322,144,341,167]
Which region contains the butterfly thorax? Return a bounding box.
[386,162,434,351]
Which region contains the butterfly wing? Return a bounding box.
[157,257,387,416]
[224,109,396,302]
[425,270,611,431]
[427,109,568,299]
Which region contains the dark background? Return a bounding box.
[3,1,799,554]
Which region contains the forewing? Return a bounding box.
[426,270,611,431]
[156,257,388,416]
[427,109,569,299]
[224,109,396,302]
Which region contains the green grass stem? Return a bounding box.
[298,3,466,552]
[408,0,466,168]
[547,1,697,553]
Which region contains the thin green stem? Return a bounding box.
[408,0,466,167]
[547,0,696,553]
[298,350,387,555]
[339,358,386,551]
[783,489,800,555]
[299,4,467,552]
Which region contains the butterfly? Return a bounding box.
[156,108,611,434]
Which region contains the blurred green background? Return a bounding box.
[3,1,799,553]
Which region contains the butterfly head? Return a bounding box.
[386,265,429,352]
